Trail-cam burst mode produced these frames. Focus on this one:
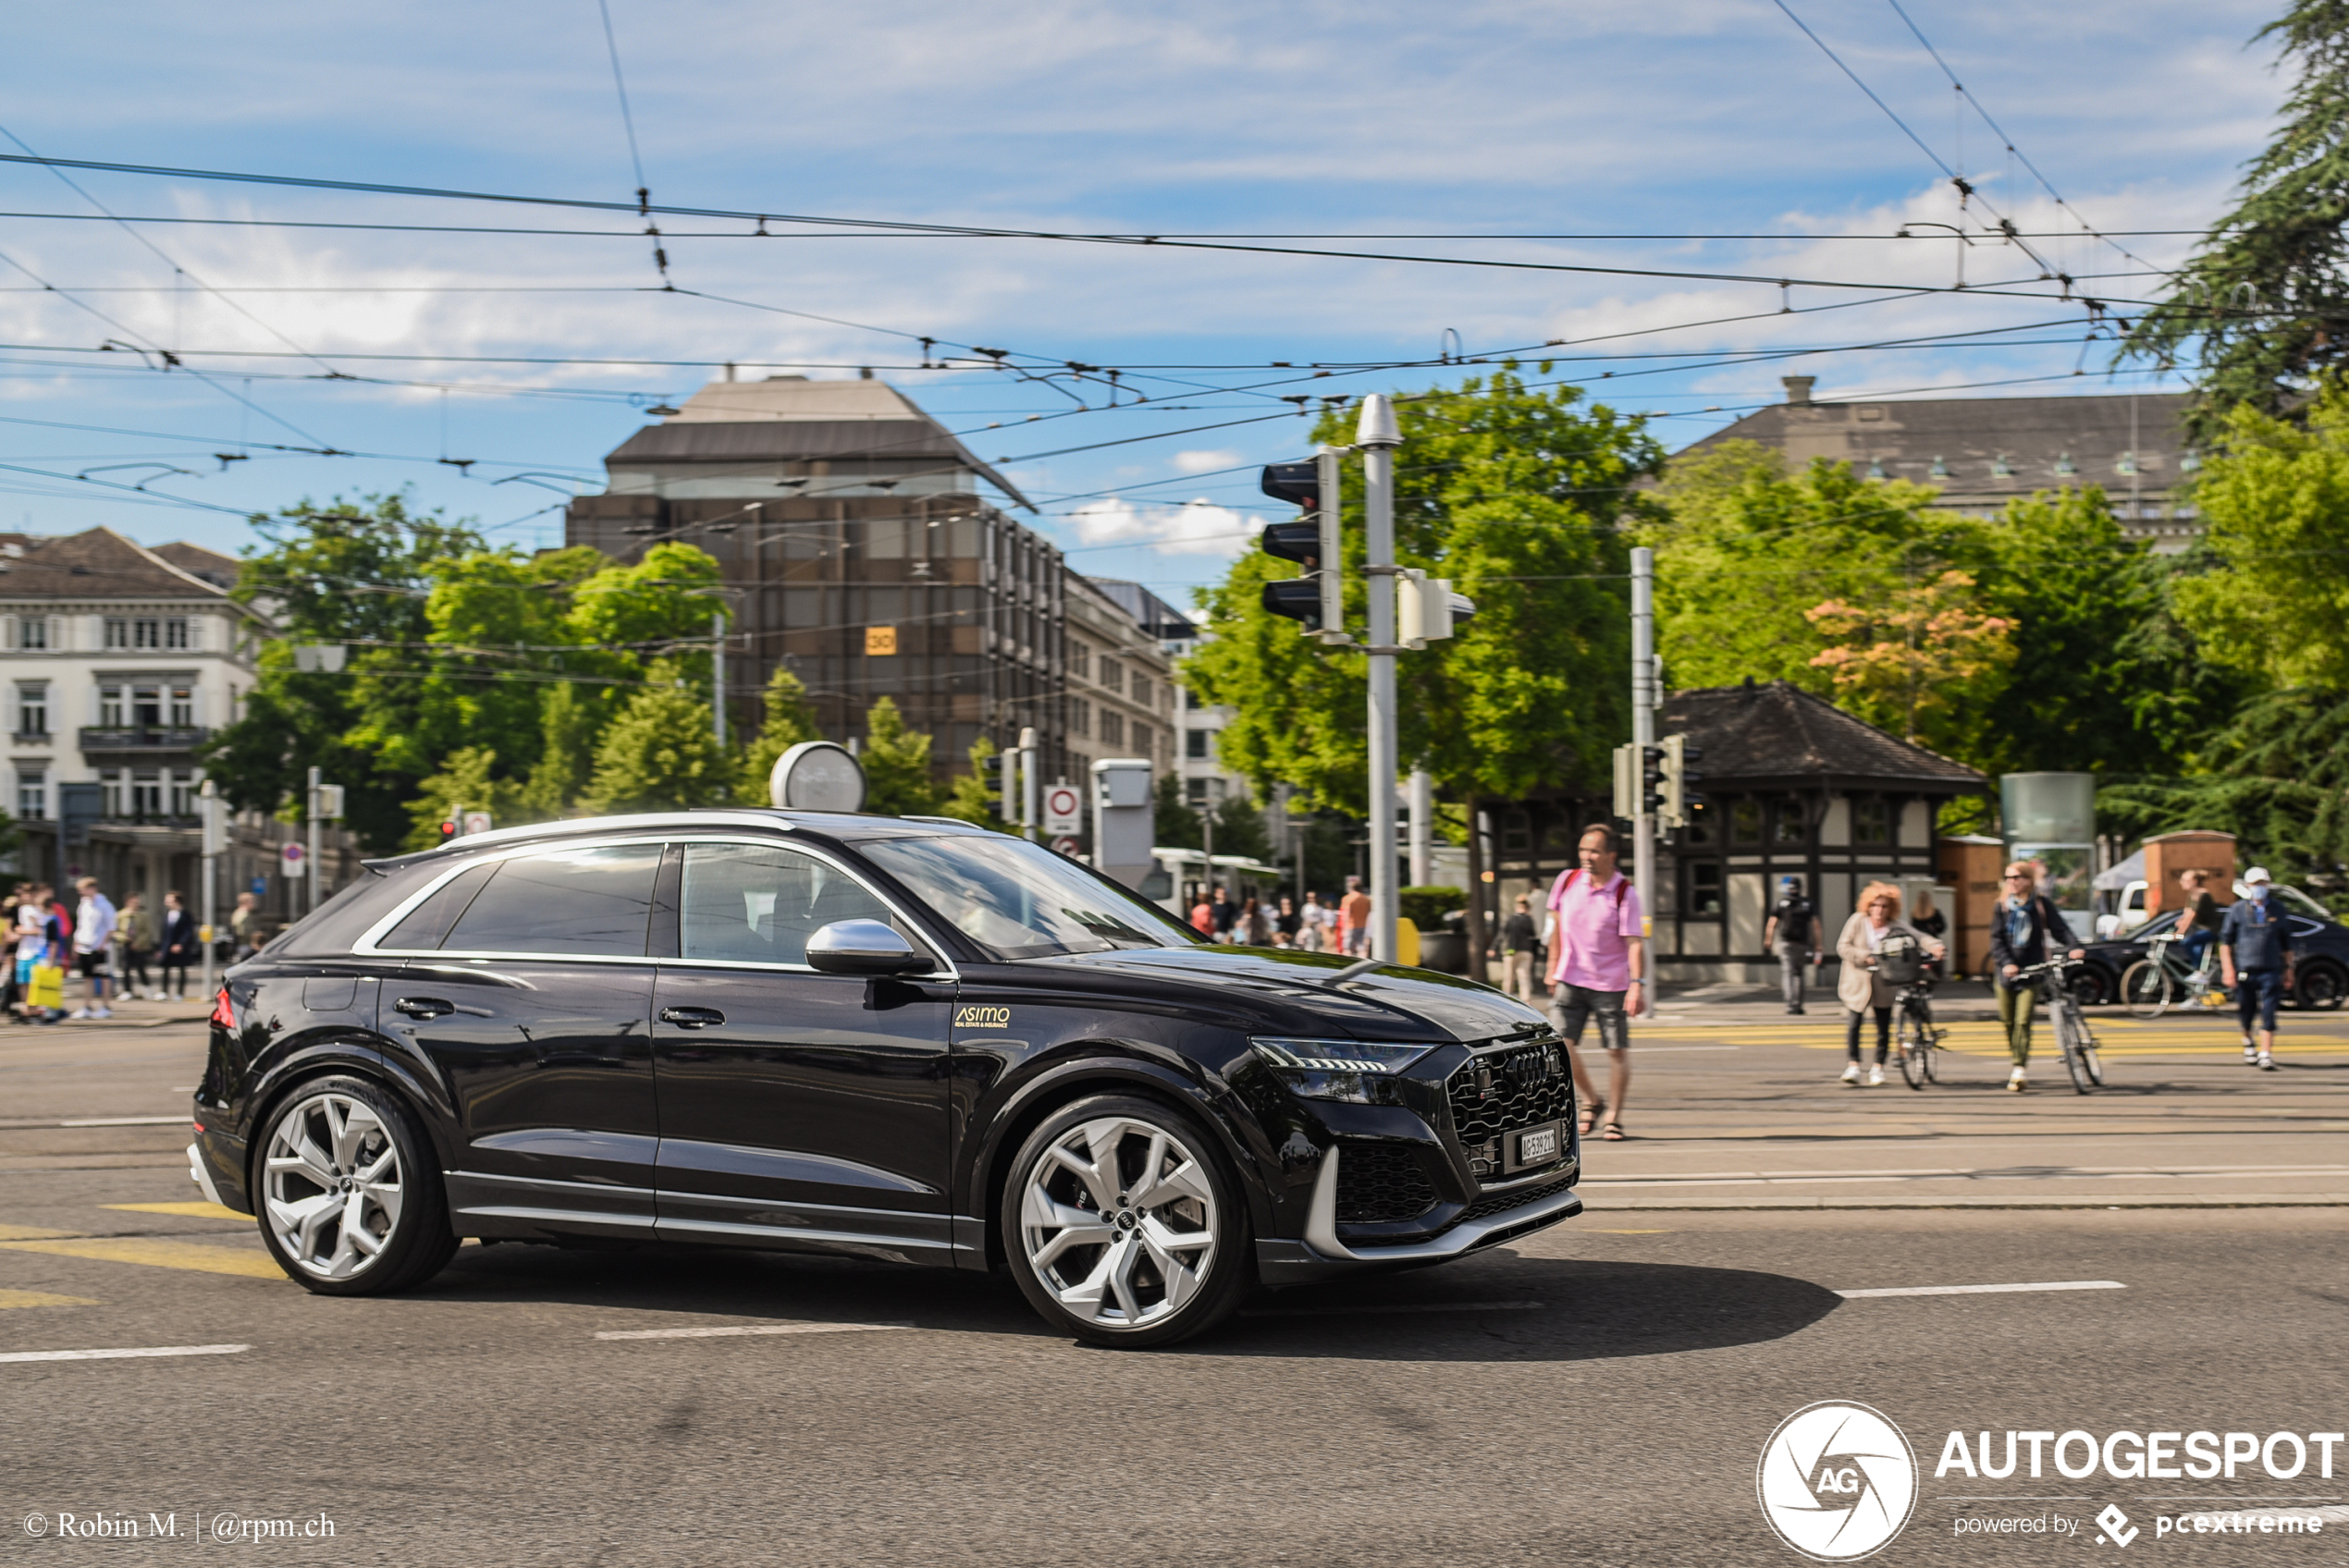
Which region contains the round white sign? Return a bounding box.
[280,842,305,867]
[769,741,867,813]
[1755,1402,1916,1562]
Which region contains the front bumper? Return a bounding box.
[1255,1145,1583,1286]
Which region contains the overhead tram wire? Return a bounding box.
[593,0,669,286]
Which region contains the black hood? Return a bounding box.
[1020,945,1545,1044]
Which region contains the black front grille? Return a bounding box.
[1448,1040,1575,1181]
[1334,1145,1440,1223]
[1458,1174,1576,1226]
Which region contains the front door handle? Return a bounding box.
[659,1006,727,1030]
[393,997,455,1020]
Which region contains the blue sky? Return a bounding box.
[0,0,2286,606]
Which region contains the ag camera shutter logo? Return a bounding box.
[1757,1402,1918,1561]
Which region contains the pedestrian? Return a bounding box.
[1988,862,2084,1093]
[2219,865,2298,1071]
[159,891,197,1001]
[1763,875,1819,1015]
[117,893,156,1000]
[1188,889,1214,937]
[1909,888,1949,980]
[1209,884,1236,943]
[1339,876,1371,958]
[2175,869,2221,978]
[18,883,64,1024]
[1274,896,1301,948]
[1834,882,1943,1086]
[70,876,117,1020]
[228,892,257,962]
[1297,891,1329,952]
[1236,895,1269,946]
[1498,894,1540,1004]
[1544,824,1645,1142]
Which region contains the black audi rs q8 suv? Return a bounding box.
[190,810,1582,1345]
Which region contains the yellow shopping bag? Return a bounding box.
[25,963,63,1010]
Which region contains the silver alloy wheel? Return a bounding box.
[263,1091,404,1280]
[1018,1114,1218,1331]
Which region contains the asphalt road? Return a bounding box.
[4,1008,2346,1566]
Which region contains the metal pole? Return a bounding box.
[1408,768,1432,888]
[1359,395,1402,964]
[1000,740,1018,824]
[305,765,321,919]
[1630,545,1657,1016]
[1018,726,1039,841]
[1315,445,1344,640]
[199,779,218,1000]
[711,607,727,752]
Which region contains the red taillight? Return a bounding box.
[192,1122,204,1133]
[209,986,236,1029]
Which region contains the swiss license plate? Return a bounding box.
[1511,1123,1561,1170]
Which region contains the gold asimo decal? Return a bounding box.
[955,1006,1012,1028]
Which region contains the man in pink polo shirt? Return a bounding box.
[1544,822,1645,1142]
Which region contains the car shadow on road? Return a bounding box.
[406,1239,1840,1362]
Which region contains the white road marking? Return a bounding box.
[1244,1301,1543,1317]
[595,1322,910,1341]
[1836,1280,2124,1299]
[0,1342,249,1364]
[56,1116,191,1127]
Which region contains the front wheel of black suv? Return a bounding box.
[1002,1094,1251,1348]
[254,1075,458,1295]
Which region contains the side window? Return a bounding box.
[678,842,909,966]
[440,844,662,957]
[376,861,499,951]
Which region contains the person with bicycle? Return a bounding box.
[2175,869,2221,978]
[1989,863,2084,1093]
[2219,865,2298,1072]
[1834,882,1944,1086]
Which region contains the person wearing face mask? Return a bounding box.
[2219,866,2298,1071]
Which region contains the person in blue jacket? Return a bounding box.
[2219,866,2299,1072]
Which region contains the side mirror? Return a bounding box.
[806,919,928,975]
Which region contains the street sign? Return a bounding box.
[249,876,267,898]
[1050,836,1081,857]
[460,810,494,838]
[1042,784,1083,835]
[281,842,306,868]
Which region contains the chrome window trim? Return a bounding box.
[353,832,957,982]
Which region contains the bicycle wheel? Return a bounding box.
[2119,959,2171,1020]
[2077,1025,2105,1087]
[2055,1002,2095,1095]
[1896,1008,1931,1089]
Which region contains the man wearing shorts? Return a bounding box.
[71,876,117,1020]
[1545,823,1645,1141]
[1338,876,1371,958]
[2220,865,2297,1071]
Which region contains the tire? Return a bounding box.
[2120,960,2172,1020]
[2079,1037,2105,1087]
[1896,1011,1931,1090]
[2054,1007,2094,1096]
[1001,1093,1250,1348]
[2069,966,2111,1009]
[253,1075,457,1296]
[2295,962,2349,1011]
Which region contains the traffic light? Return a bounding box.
[1259,459,1320,513]
[1259,452,1347,640]
[1659,734,1704,829]
[1397,570,1476,647]
[437,818,460,844]
[1611,742,1639,822]
[1641,743,1667,817]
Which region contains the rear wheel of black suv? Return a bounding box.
[254,1075,458,1295]
[1002,1094,1250,1348]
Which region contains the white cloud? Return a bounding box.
[1171,448,1241,473]
[1070,496,1257,557]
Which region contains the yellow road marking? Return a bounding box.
[0,1238,284,1280]
[0,1289,99,1309]
[103,1202,247,1220]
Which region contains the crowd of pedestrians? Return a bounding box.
[1186,876,1377,954]
[0,876,222,1024]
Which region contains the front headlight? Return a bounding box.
[1250,1037,1437,1104]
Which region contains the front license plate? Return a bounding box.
[1511,1123,1561,1170]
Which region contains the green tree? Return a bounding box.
[2173,386,2349,685]
[1207,794,1273,863]
[579,660,729,814]
[401,746,535,851]
[1151,773,1203,850]
[859,697,937,815]
[2125,0,2349,435]
[732,665,821,805]
[937,736,1013,830]
[2098,684,2349,883]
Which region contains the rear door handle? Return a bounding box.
[393,997,454,1020]
[659,1006,727,1030]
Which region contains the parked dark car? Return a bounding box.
[188,811,1582,1346]
[2073,887,2349,1011]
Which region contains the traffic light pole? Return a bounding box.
[1359,396,1402,964]
[1630,545,1657,1018]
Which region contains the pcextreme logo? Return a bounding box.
[1758,1402,1920,1562]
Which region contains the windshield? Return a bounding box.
[860,835,1204,961]
[2275,886,2334,921]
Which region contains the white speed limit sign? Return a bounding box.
[1042,784,1083,835]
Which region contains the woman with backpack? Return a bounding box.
[1835,882,1944,1087]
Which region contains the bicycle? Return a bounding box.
[1892,975,1946,1088]
[2014,958,2105,1094]
[2119,931,2226,1020]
